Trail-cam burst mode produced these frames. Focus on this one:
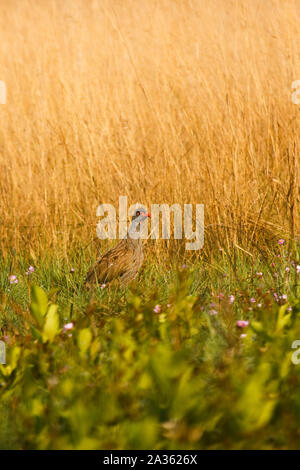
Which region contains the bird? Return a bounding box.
[85,208,151,288]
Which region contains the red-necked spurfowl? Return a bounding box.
[85,208,150,287]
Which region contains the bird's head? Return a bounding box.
[131,208,151,223]
[127,207,151,240]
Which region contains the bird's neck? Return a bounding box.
[126,219,144,248]
[126,237,142,248]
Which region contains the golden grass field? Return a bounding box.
[0,0,299,259]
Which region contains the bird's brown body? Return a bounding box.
[85,237,144,287]
[85,207,150,288]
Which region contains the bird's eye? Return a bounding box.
[136,211,140,216]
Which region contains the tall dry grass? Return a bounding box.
[0,0,299,259]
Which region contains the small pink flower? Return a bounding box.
[256,272,263,277]
[209,309,218,316]
[167,304,171,308]
[100,284,106,289]
[250,297,256,303]
[70,267,75,273]
[8,275,18,284]
[217,293,224,300]
[257,303,262,308]
[285,267,290,273]
[278,239,285,245]
[236,320,249,328]
[26,265,35,276]
[296,265,300,274]
[154,304,161,313]
[281,294,287,302]
[63,322,74,332]
[228,295,235,304]
[287,306,292,312]
[240,334,247,338]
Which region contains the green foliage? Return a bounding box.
[30,285,48,326]
[42,304,60,343]
[0,249,300,449]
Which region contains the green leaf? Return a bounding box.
[30,325,43,342]
[78,328,92,355]
[30,286,48,326]
[0,346,21,377]
[42,304,59,343]
[276,304,291,333]
[90,339,101,360]
[251,321,264,333]
[235,363,278,432]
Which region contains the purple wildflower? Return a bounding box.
[209,309,218,316]
[26,265,35,276]
[9,275,18,284]
[63,322,74,332]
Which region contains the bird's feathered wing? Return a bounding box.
[85,238,144,287]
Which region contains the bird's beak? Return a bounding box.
[146,212,151,218]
